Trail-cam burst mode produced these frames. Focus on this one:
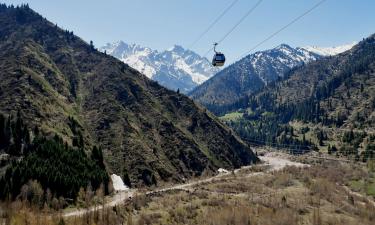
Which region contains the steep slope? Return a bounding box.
[189,44,321,107]
[258,38,374,106]
[100,42,219,93]
[0,5,258,187]
[221,35,375,159]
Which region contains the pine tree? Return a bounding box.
[328,144,332,154]
[90,40,95,50]
[92,146,105,169]
[0,114,6,149]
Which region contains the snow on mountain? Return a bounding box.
[242,44,322,84]
[190,41,358,107]
[100,41,219,93]
[189,44,323,106]
[302,42,357,56]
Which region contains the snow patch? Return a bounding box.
[302,42,357,56]
[111,174,129,191]
[218,168,230,174]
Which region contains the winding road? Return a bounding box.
[63,153,308,217]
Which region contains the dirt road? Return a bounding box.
[63,153,308,217]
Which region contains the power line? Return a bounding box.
[315,127,375,135]
[188,0,240,50]
[245,137,375,155]
[248,141,375,161]
[218,0,263,45]
[238,0,327,60]
[203,0,264,57]
[242,138,312,150]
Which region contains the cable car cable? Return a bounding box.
[188,0,240,50]
[238,0,327,60]
[203,0,264,57]
[217,0,263,46]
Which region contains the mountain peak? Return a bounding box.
[168,44,185,52]
[275,43,293,50]
[190,44,322,107]
[0,4,258,188]
[101,41,218,93]
[113,40,127,46]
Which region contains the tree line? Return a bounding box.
[0,113,109,205]
[216,36,375,157]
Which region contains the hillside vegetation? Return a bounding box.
[189,44,321,109]
[216,35,375,160]
[0,113,108,201]
[2,154,374,225]
[0,4,258,190]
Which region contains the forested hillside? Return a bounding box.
[0,3,258,194]
[0,113,109,202]
[219,34,375,160]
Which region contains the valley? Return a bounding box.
[0,1,375,225]
[2,149,374,225]
[0,4,258,195]
[213,35,375,162]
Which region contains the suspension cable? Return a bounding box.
[203,0,264,57]
[188,0,240,50]
[237,0,327,60]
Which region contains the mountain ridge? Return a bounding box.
[189,44,323,107]
[100,41,219,93]
[0,4,258,188]
[218,34,375,160]
[302,42,357,56]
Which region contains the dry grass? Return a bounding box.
[1,159,375,225]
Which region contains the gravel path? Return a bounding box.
[63,153,308,218]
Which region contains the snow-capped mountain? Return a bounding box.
[189,44,323,106]
[242,44,322,84]
[100,41,219,93]
[302,42,357,56]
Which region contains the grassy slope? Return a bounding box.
[0,5,258,186]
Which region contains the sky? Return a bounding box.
[2,0,375,64]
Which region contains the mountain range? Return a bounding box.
[101,41,356,102]
[303,42,357,56]
[215,34,375,160]
[100,41,219,93]
[0,4,258,197]
[189,43,355,108]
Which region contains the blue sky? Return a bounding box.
[2,0,375,64]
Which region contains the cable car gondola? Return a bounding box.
[212,43,225,67]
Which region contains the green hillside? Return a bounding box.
[0,4,258,193]
[218,35,375,160]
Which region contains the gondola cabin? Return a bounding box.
[212,52,225,66]
[212,43,225,67]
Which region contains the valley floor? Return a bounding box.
[61,150,308,217]
[1,149,375,225]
